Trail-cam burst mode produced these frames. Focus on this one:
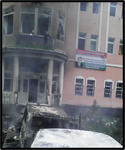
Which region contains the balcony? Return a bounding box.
[15,34,54,50]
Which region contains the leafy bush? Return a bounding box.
[80,100,123,145]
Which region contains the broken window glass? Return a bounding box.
[37,8,51,35]
[37,14,51,35]
[20,6,52,35]
[20,6,35,34]
[57,13,65,42]
[21,13,35,34]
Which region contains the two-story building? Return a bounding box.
[2,2,123,109]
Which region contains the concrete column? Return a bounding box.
[105,3,110,52]
[47,59,53,106]
[59,62,64,106]
[13,56,19,103]
[2,58,4,91]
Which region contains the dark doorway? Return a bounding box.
[29,79,38,103]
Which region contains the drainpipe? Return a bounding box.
[98,3,103,52]
[105,3,110,53]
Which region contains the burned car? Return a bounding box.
[2,104,69,148]
[19,104,69,147]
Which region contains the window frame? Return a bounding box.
[104,79,114,98]
[78,32,86,50]
[56,13,66,42]
[86,77,96,96]
[39,80,46,94]
[20,6,52,36]
[90,34,98,51]
[119,39,123,55]
[74,76,84,96]
[110,2,117,17]
[115,81,123,99]
[3,6,14,35]
[37,8,52,35]
[23,79,28,93]
[80,2,88,11]
[93,2,100,14]
[107,37,115,54]
[4,73,13,91]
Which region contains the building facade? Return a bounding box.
[2,2,123,109]
[63,2,123,109]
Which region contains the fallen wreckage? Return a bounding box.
[2,104,69,148]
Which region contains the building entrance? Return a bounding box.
[29,79,38,103]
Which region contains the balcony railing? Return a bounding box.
[15,34,54,50]
[3,92,11,104]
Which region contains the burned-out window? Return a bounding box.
[20,6,52,35]
[104,81,113,98]
[20,6,35,34]
[23,79,28,92]
[87,79,95,96]
[119,40,123,55]
[37,8,52,35]
[4,74,13,91]
[57,13,65,42]
[39,81,45,93]
[75,77,84,96]
[116,82,123,98]
[3,6,14,35]
[80,2,88,11]
[78,32,86,50]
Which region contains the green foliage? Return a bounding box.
[80,100,123,145]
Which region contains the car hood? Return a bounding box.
[31,128,122,148]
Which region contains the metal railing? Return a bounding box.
[15,34,54,50]
[3,92,11,104]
